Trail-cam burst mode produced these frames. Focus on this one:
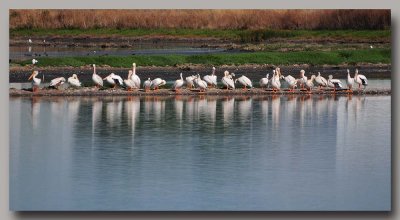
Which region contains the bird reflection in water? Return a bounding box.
[222,96,235,126]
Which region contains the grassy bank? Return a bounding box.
[13,49,390,67]
[10,28,391,43]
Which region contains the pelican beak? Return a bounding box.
[103,77,107,80]
[28,71,34,81]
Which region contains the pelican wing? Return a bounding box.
[112,74,124,85]
[92,74,103,86]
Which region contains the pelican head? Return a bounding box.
[160,80,166,86]
[311,75,316,80]
[300,69,305,75]
[72,74,78,79]
[148,78,151,81]
[318,72,321,76]
[231,72,235,77]
[355,69,359,74]
[212,66,216,70]
[133,63,136,67]
[224,70,229,76]
[329,75,333,80]
[92,64,96,68]
[28,70,38,80]
[347,69,350,74]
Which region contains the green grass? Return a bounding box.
[13,49,391,67]
[10,28,391,42]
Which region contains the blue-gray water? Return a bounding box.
[10,95,391,211]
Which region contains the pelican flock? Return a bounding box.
[26,61,368,94]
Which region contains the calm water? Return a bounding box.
[10,95,391,211]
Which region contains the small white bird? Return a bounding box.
[370,45,374,49]
[124,70,137,91]
[259,73,269,88]
[32,59,38,65]
[327,75,343,92]
[221,71,235,90]
[92,64,103,88]
[315,72,328,90]
[68,74,82,88]
[173,73,185,92]
[103,73,123,88]
[186,75,196,89]
[49,77,66,89]
[284,75,297,92]
[195,74,208,92]
[151,78,166,90]
[347,69,354,91]
[130,63,141,88]
[28,39,32,44]
[143,78,152,92]
[28,70,41,92]
[235,75,252,90]
[354,69,368,90]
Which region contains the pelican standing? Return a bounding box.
[92,64,103,88]
[203,67,217,88]
[284,75,297,92]
[173,73,185,92]
[354,69,368,90]
[271,70,282,92]
[28,70,41,92]
[130,63,141,88]
[315,72,328,90]
[186,75,196,89]
[259,73,269,88]
[49,77,66,89]
[124,70,137,91]
[143,78,152,92]
[347,69,354,91]
[68,74,82,88]
[235,75,252,90]
[104,73,123,88]
[221,71,235,90]
[327,75,343,92]
[195,74,208,92]
[305,75,316,92]
[298,70,307,89]
[151,78,166,90]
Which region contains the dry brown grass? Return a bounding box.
[9,9,390,30]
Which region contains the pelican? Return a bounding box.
[173,73,185,92]
[92,64,103,87]
[347,69,354,91]
[354,69,368,90]
[28,39,32,44]
[143,78,152,92]
[124,70,137,91]
[28,70,41,92]
[103,73,123,88]
[130,63,141,88]
[315,72,328,90]
[259,73,269,88]
[203,67,217,88]
[221,71,235,90]
[49,77,66,89]
[186,75,196,89]
[32,59,38,65]
[305,75,316,92]
[195,74,208,92]
[151,78,166,90]
[284,75,297,92]
[327,75,343,92]
[271,70,282,92]
[298,70,307,89]
[68,74,82,88]
[235,75,252,89]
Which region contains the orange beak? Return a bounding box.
[28,71,35,81]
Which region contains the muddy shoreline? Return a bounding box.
[9,64,391,83]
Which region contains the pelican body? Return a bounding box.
[195,74,208,92]
[186,75,196,89]
[298,70,307,89]
[347,69,355,91]
[49,77,66,89]
[315,72,328,90]
[68,74,82,88]
[104,73,123,88]
[259,74,269,88]
[92,64,103,87]
[284,75,297,92]
[151,78,166,90]
[305,75,316,92]
[124,70,137,91]
[130,63,141,88]
[235,75,252,89]
[221,71,235,90]
[28,70,41,92]
[173,73,185,92]
[271,70,282,92]
[143,78,152,92]
[203,67,217,88]
[354,69,368,90]
[327,75,343,92]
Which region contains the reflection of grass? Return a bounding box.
[10,28,391,42]
[13,49,390,67]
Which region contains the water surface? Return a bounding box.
[10,95,391,211]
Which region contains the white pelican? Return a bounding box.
[28,39,32,44]
[49,77,66,89]
[315,72,328,90]
[130,63,141,88]
[68,74,82,88]
[259,73,269,88]
[271,70,282,92]
[203,67,217,88]
[195,74,208,92]
[235,75,252,89]
[28,70,41,92]
[186,75,196,89]
[151,78,166,90]
[143,78,152,92]
[173,73,185,92]
[32,59,38,65]
[124,70,137,91]
[327,75,343,92]
[284,75,297,92]
[103,73,123,88]
[305,75,316,92]
[221,70,235,90]
[347,69,354,91]
[298,70,307,89]
[354,69,368,90]
[92,64,103,87]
